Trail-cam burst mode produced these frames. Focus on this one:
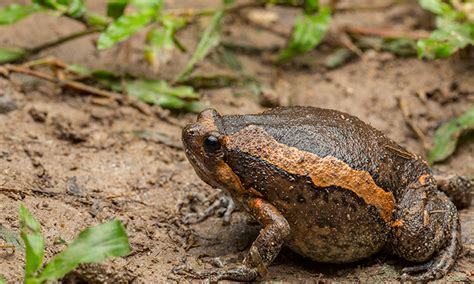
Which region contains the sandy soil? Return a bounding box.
[0,0,473,282]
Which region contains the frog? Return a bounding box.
[180,106,472,281]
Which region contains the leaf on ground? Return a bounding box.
[428,107,474,164]
[175,10,225,82]
[0,47,28,63]
[220,48,242,71]
[382,38,417,57]
[324,48,353,69]
[182,74,240,89]
[0,224,24,252]
[35,220,130,282]
[0,4,42,25]
[19,205,44,278]
[127,79,202,112]
[132,130,183,149]
[278,6,331,61]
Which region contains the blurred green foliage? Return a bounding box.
[428,107,474,164]
[417,0,474,59]
[0,0,472,111]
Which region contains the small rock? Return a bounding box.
[28,107,48,123]
[246,9,279,26]
[66,176,85,196]
[0,95,17,114]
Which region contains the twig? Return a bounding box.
[166,1,267,18]
[397,97,431,150]
[343,26,431,40]
[2,64,115,98]
[335,1,397,12]
[337,33,364,57]
[1,62,156,116]
[28,27,102,55]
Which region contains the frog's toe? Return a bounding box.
[400,269,444,282]
[400,254,454,281]
[401,259,434,274]
[172,264,258,281]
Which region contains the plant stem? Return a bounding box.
[343,26,430,40]
[28,27,102,54]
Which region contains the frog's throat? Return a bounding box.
[227,125,396,222]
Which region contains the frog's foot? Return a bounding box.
[400,255,450,281]
[181,194,235,225]
[392,182,461,281]
[172,264,258,281]
[433,169,472,208]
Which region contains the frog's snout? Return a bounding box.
[181,123,198,150]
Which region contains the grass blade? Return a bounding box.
[0,47,28,63]
[0,4,42,25]
[428,107,474,164]
[175,10,224,82]
[19,205,44,279]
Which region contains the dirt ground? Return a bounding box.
[0,0,473,282]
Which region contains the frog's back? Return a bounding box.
[220,106,427,192]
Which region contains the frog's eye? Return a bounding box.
[203,135,221,153]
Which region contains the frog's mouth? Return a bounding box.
[184,147,221,189]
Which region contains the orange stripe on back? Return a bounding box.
[226,125,395,222]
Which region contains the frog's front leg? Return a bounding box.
[177,196,290,281]
[389,177,461,281]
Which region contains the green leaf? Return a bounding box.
[175,10,225,82]
[304,0,319,13]
[382,38,417,57]
[107,0,128,19]
[84,11,110,27]
[35,220,130,282]
[127,79,201,111]
[32,0,61,10]
[182,74,240,89]
[98,1,162,49]
[0,47,28,63]
[417,19,473,59]
[19,205,44,279]
[278,6,331,61]
[144,15,187,65]
[98,13,153,49]
[418,0,462,19]
[66,63,92,76]
[66,0,86,18]
[428,107,474,164]
[0,275,5,284]
[30,0,86,17]
[0,4,42,25]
